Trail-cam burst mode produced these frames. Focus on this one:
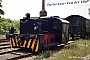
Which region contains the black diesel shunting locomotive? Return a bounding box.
[8,13,69,52]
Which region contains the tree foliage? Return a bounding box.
[0,18,20,34]
[0,0,5,15]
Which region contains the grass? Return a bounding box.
[0,35,5,39]
[34,50,53,60]
[53,39,90,60]
[34,38,90,60]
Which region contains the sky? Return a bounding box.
[1,0,90,20]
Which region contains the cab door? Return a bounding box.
[52,19,62,44]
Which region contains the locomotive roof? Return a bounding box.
[57,18,69,24]
[39,16,69,24]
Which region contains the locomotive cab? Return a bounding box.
[37,17,63,48]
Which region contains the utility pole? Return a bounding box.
[39,0,47,17]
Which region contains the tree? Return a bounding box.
[0,0,5,16]
[0,18,20,34]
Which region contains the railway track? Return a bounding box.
[0,49,33,60]
[0,39,74,60]
[0,39,34,60]
[0,39,9,43]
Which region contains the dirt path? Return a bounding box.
[0,35,6,39]
[83,55,90,60]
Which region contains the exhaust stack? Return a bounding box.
[39,0,47,17]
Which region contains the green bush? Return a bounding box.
[0,18,20,34]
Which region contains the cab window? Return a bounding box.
[53,21,61,29]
